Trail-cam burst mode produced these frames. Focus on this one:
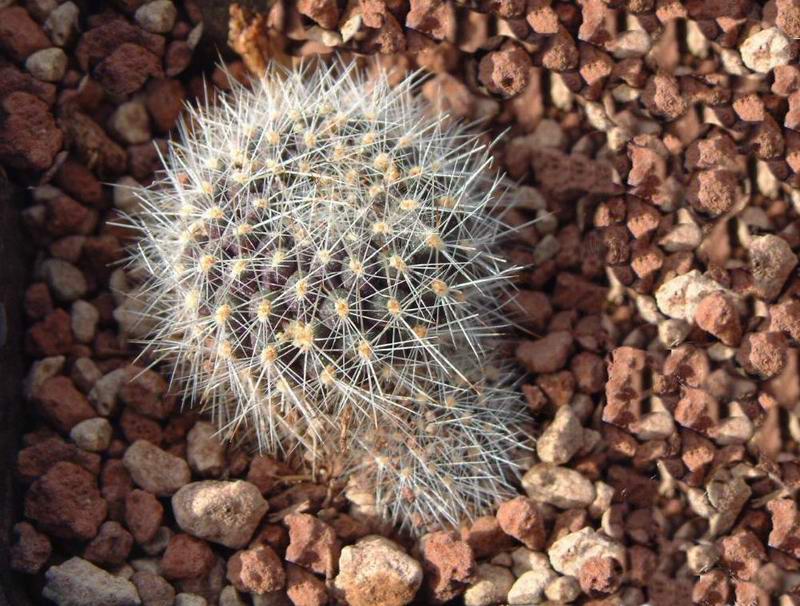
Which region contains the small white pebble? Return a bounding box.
[175,594,207,606]
[44,1,79,46]
[25,47,67,82]
[545,575,581,603]
[70,417,112,452]
[114,177,144,214]
[71,300,99,344]
[109,101,151,145]
[27,0,59,21]
[740,27,794,73]
[135,0,177,34]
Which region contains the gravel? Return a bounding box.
[5,0,800,604]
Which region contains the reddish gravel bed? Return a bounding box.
[2,0,800,605]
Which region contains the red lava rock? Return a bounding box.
[94,43,164,97]
[120,409,163,445]
[24,283,53,320]
[165,40,193,77]
[626,199,661,238]
[125,489,164,544]
[647,574,695,606]
[54,160,105,208]
[579,0,612,43]
[406,0,457,42]
[535,370,575,407]
[675,387,719,435]
[297,0,339,28]
[17,436,101,482]
[286,563,328,606]
[0,6,51,61]
[663,345,710,390]
[686,0,751,19]
[752,114,784,160]
[570,352,606,394]
[512,290,552,331]
[628,135,669,200]
[552,273,608,313]
[626,545,657,587]
[227,544,286,594]
[732,93,765,122]
[733,580,771,606]
[76,20,166,71]
[603,346,647,428]
[81,235,123,280]
[522,385,547,412]
[0,65,57,106]
[687,169,737,216]
[530,148,620,198]
[407,31,459,73]
[246,455,286,494]
[630,244,663,279]
[101,459,133,518]
[717,529,765,581]
[32,375,95,433]
[45,193,91,237]
[777,0,800,38]
[478,42,531,97]
[736,331,788,378]
[483,0,526,17]
[363,12,407,54]
[580,43,614,87]
[495,496,546,550]
[0,92,63,172]
[119,367,171,419]
[24,461,107,541]
[284,513,341,577]
[769,300,800,341]
[515,331,573,374]
[459,515,515,559]
[160,533,216,580]
[420,531,475,604]
[685,133,738,170]
[692,570,731,606]
[59,112,128,177]
[360,0,390,28]
[252,524,291,556]
[607,465,658,508]
[695,291,742,346]
[642,73,686,120]
[128,139,169,180]
[767,498,800,559]
[526,0,558,34]
[10,522,51,575]
[602,225,631,265]
[145,78,186,132]
[132,571,176,606]
[421,73,474,119]
[774,65,800,96]
[549,508,588,544]
[579,556,623,597]
[84,520,134,566]
[541,30,579,72]
[681,429,715,472]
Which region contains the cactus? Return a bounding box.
[124,62,529,532]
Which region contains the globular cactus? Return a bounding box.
[124,61,529,532]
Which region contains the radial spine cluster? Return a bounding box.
[126,61,529,532]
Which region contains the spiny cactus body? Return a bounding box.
[125,62,529,532]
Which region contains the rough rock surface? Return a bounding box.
[43,557,141,606]
[334,536,423,606]
[172,481,268,549]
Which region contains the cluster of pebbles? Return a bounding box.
[2,0,800,605]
